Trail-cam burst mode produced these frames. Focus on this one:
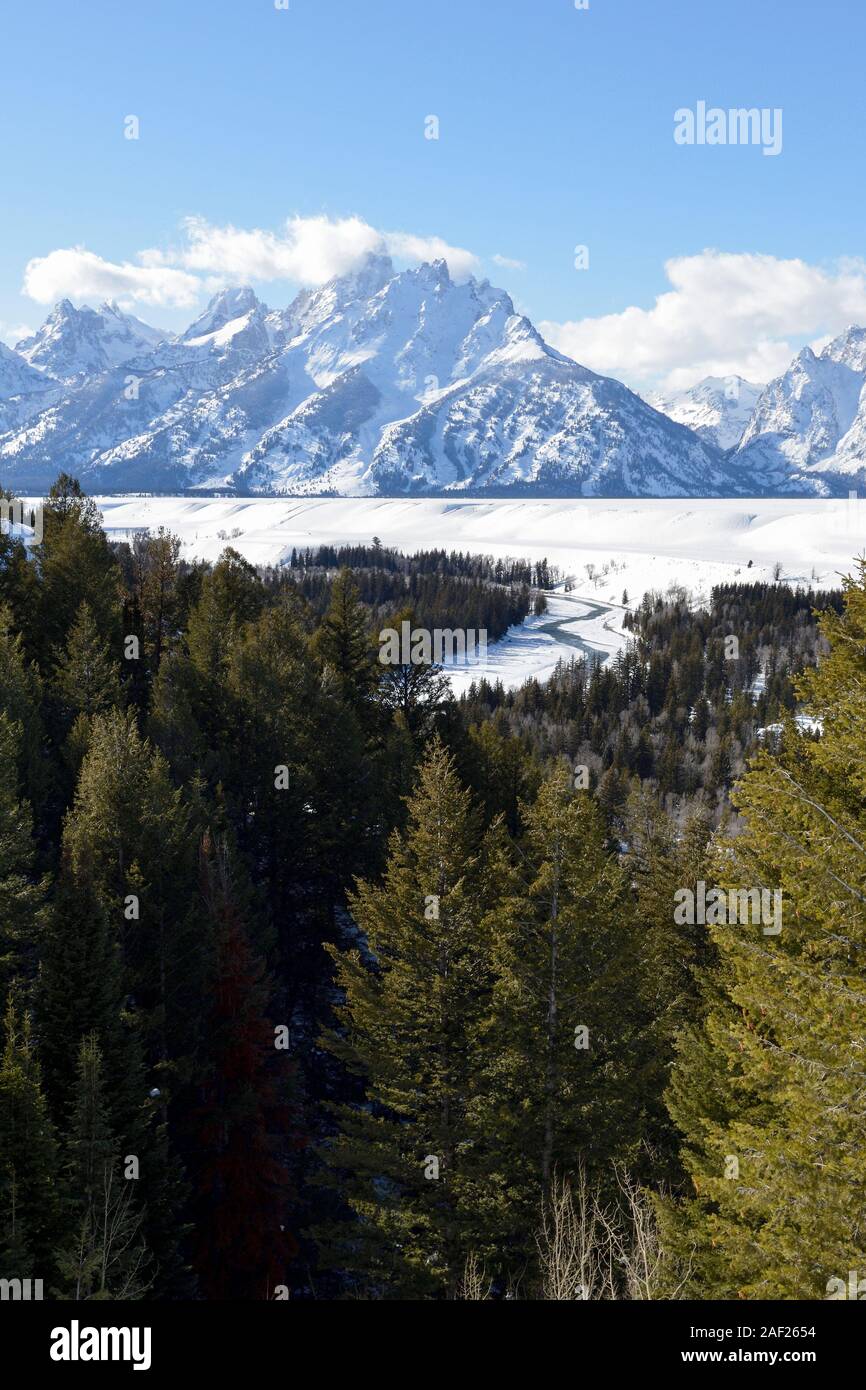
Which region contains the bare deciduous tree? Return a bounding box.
[536,1167,607,1300]
[458,1250,492,1301]
[535,1164,690,1301]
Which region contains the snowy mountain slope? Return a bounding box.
[365,345,741,497]
[181,286,263,344]
[233,260,740,496]
[1,257,746,496]
[0,342,60,433]
[0,341,47,396]
[734,327,866,493]
[648,375,763,451]
[0,289,283,491]
[15,300,167,382]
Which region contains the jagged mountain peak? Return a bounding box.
[332,250,396,299]
[648,375,764,451]
[733,321,866,492]
[276,253,396,337]
[15,297,166,381]
[821,324,866,372]
[406,257,451,289]
[1,255,746,498]
[182,286,265,342]
[96,298,164,332]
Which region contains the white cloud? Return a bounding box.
[22,216,482,312]
[382,231,479,280]
[492,253,526,272]
[152,214,480,285]
[167,214,384,284]
[540,251,866,390]
[1,321,35,348]
[22,246,202,309]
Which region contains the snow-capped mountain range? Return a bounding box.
[647,376,763,452]
[731,327,866,492]
[15,299,166,381]
[2,254,866,497]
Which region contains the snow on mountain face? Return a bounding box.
[361,354,739,498]
[0,342,59,432]
[181,287,264,344]
[232,257,735,498]
[15,300,167,382]
[734,328,866,494]
[0,257,744,497]
[0,341,48,397]
[0,290,282,492]
[648,376,763,451]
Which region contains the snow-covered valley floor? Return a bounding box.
[441,590,630,696]
[87,496,866,692]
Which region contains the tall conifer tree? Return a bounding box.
[320,741,500,1297]
[58,1034,151,1300]
[188,837,296,1299]
[0,994,60,1280]
[472,764,636,1282]
[662,564,866,1298]
[0,713,46,1010]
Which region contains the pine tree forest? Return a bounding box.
[1,475,863,1306]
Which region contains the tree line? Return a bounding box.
[460,580,841,825]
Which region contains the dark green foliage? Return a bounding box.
[0,993,61,1281]
[0,471,852,1302]
[660,562,866,1299]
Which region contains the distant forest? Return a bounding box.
[0,474,862,1301]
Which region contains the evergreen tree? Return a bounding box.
[0,601,52,821]
[149,548,266,785]
[37,870,142,1141]
[224,595,376,988]
[53,601,122,723]
[313,568,377,715]
[188,837,295,1300]
[661,561,866,1298]
[320,741,499,1298]
[62,706,202,1075]
[376,608,453,741]
[0,713,46,1010]
[0,993,61,1281]
[185,547,265,684]
[52,601,122,784]
[58,1033,151,1300]
[33,476,122,675]
[472,765,636,1283]
[623,787,715,1184]
[131,528,182,677]
[59,709,200,1296]
[465,718,540,837]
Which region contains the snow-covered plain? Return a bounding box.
[87,495,866,691]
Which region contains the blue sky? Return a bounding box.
[3,0,866,389]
